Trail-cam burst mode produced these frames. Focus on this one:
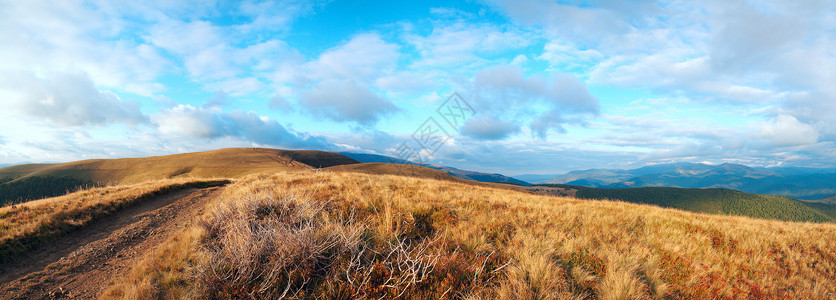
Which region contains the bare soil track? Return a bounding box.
[0,186,225,299]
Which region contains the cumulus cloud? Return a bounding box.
[708,2,811,73]
[148,20,291,82]
[484,0,644,44]
[299,80,399,126]
[759,114,819,147]
[269,33,404,125]
[0,72,146,127]
[406,22,533,69]
[202,91,229,109]
[460,115,521,140]
[0,1,171,95]
[468,65,598,138]
[269,95,294,112]
[153,105,332,149]
[306,33,400,83]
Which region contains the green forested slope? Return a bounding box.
[0,176,96,206]
[537,184,834,223]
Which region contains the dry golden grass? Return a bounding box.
[325,162,531,193]
[104,170,836,298]
[0,178,229,262]
[324,162,466,182]
[0,148,355,185]
[101,225,207,299]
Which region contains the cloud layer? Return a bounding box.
[154,105,332,149]
[1,0,835,173]
[0,72,146,126]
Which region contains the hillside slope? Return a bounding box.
[0,148,358,185]
[532,184,834,223]
[324,162,466,182]
[0,179,229,299]
[324,162,531,193]
[95,171,836,299]
[338,152,529,185]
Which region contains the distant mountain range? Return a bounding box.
[530,184,836,223]
[338,152,530,186]
[536,163,836,200]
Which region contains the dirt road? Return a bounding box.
[0,186,224,299]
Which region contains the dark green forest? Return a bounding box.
[538,184,835,223]
[0,176,97,206]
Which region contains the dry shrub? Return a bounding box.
[101,226,205,299]
[196,195,362,298]
[195,194,504,299]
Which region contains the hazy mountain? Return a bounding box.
[543,169,633,186]
[512,174,562,183]
[762,166,836,175]
[542,163,836,200]
[338,152,530,186]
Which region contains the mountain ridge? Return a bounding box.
[541,162,836,200]
[337,152,530,186]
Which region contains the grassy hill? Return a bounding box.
[92,171,836,299]
[0,178,230,264]
[0,176,96,206]
[0,148,357,185]
[533,184,834,223]
[324,162,466,182]
[324,162,530,193]
[338,152,530,185]
[804,202,836,220]
[0,148,358,206]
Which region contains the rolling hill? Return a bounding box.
[2,154,836,298]
[338,152,530,185]
[0,148,358,205]
[92,171,836,298]
[532,184,835,223]
[0,148,357,184]
[323,162,531,193]
[511,173,560,183]
[324,163,465,182]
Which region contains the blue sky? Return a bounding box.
[1,0,835,175]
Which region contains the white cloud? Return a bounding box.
[538,41,603,71]
[484,0,637,44]
[460,115,520,140]
[153,105,332,149]
[269,95,293,112]
[759,114,819,147]
[0,72,146,127]
[299,80,399,126]
[467,65,598,138]
[406,22,533,69]
[0,1,171,96]
[268,34,403,126]
[235,0,323,32]
[147,19,293,88]
[307,33,400,83]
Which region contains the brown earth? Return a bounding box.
[0,186,225,299]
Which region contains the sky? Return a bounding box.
[1,0,835,175]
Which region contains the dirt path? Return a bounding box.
[0,186,225,299]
